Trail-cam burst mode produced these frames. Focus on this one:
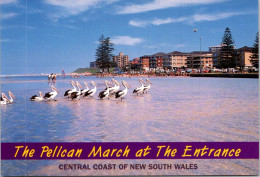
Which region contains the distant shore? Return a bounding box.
[189,73,259,78]
[1,73,258,79]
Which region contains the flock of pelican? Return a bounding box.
[0,91,16,105]
[0,78,152,104]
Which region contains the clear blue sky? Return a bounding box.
[1,0,258,75]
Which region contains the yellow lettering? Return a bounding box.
[156,146,165,157]
[228,149,235,157]
[75,149,82,157]
[103,149,110,157]
[29,149,35,157]
[41,146,49,157]
[116,149,122,157]
[222,149,229,157]
[135,149,143,157]
[67,149,75,157]
[182,146,192,157]
[208,148,215,156]
[14,146,24,157]
[61,150,67,157]
[88,146,102,157]
[235,149,241,157]
[214,149,221,157]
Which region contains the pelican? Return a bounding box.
[70,81,83,100]
[30,92,44,101]
[133,78,145,95]
[142,79,152,93]
[83,81,97,98]
[0,93,11,105]
[44,85,59,101]
[64,81,76,97]
[5,91,16,103]
[81,82,90,95]
[98,80,112,99]
[109,79,120,95]
[115,81,130,100]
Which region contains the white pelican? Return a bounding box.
[64,81,76,97]
[70,81,83,100]
[81,82,90,95]
[133,78,145,95]
[142,79,152,93]
[5,91,16,103]
[110,79,120,95]
[44,85,59,101]
[0,93,11,105]
[83,81,97,98]
[30,92,44,101]
[98,80,112,99]
[115,81,130,100]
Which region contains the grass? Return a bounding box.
[74,67,116,74]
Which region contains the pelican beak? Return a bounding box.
[9,91,16,99]
[105,80,113,87]
[92,81,97,87]
[79,83,83,89]
[39,92,44,98]
[147,79,152,85]
[84,82,89,87]
[52,86,59,93]
[2,93,11,103]
[123,81,131,88]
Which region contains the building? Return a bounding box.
[209,44,224,53]
[186,52,213,69]
[236,46,254,68]
[164,51,188,69]
[139,56,150,71]
[89,61,97,68]
[130,58,142,70]
[113,52,129,68]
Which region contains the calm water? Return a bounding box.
[1,76,259,175]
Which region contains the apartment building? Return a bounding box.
[113,52,129,68]
[186,52,213,69]
[236,46,254,68]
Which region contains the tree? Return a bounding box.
[95,35,115,72]
[250,32,259,68]
[218,27,237,68]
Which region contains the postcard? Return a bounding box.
[1,0,259,176]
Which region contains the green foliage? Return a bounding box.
[250,32,259,68]
[95,35,115,72]
[218,27,238,68]
[74,67,99,74]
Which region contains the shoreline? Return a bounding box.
[1,73,259,79]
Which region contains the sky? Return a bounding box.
[1,0,259,75]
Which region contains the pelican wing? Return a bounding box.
[70,91,78,99]
[64,89,71,96]
[98,91,106,98]
[84,90,92,97]
[44,92,53,98]
[30,95,38,100]
[115,90,124,98]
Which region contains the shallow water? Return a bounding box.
[1,76,259,175]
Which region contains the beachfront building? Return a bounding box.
[113,52,129,68]
[156,55,164,69]
[209,44,225,68]
[89,61,97,68]
[186,52,213,69]
[236,46,254,68]
[150,52,165,69]
[164,51,188,69]
[130,58,142,70]
[139,56,150,71]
